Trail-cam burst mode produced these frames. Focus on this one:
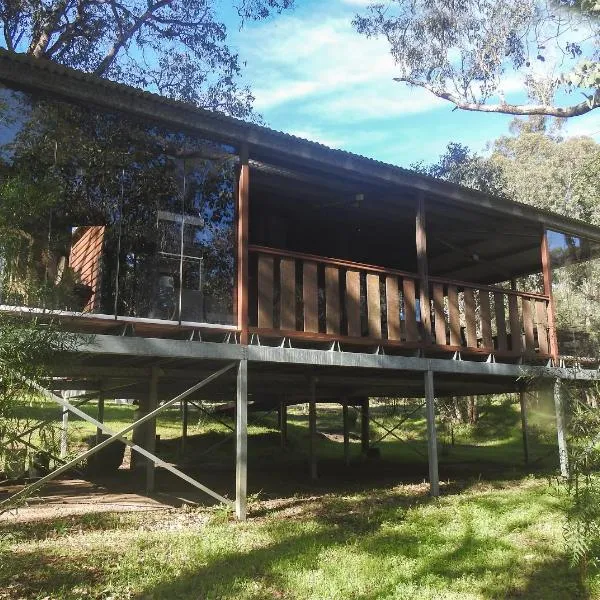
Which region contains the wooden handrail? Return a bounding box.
[249,245,550,302]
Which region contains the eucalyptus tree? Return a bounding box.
[353,0,599,118]
[0,0,295,117]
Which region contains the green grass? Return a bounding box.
[2,396,592,599]
[0,478,596,599]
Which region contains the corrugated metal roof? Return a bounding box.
[1,49,600,243]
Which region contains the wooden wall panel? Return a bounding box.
[464,288,477,348]
[303,262,319,333]
[280,258,296,331]
[257,255,274,329]
[346,270,361,337]
[522,297,535,352]
[366,273,381,338]
[448,285,461,346]
[325,266,340,335]
[386,276,400,341]
[69,226,105,312]
[433,283,446,346]
[479,290,493,350]
[403,278,418,342]
[494,292,508,351]
[536,299,550,355]
[508,295,522,353]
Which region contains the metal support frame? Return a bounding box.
[0,363,237,513]
[361,397,370,456]
[181,399,189,455]
[96,385,105,447]
[342,399,350,467]
[518,386,530,465]
[279,400,288,449]
[425,370,439,497]
[146,367,159,494]
[309,377,318,480]
[554,378,569,477]
[235,359,248,520]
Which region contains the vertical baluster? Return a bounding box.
[494,292,508,351]
[479,290,493,350]
[403,278,418,342]
[346,270,361,337]
[464,288,477,348]
[386,276,401,341]
[448,285,460,346]
[366,273,382,339]
[325,266,340,335]
[303,261,318,333]
[258,255,274,329]
[522,296,535,353]
[536,299,550,355]
[509,294,522,353]
[433,283,446,346]
[280,258,296,331]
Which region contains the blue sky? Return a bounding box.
[221,0,600,168]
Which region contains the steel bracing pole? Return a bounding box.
[0,364,237,511]
[342,400,350,467]
[554,378,569,477]
[518,387,530,465]
[309,377,318,480]
[425,370,439,497]
[235,359,248,521]
[146,367,159,494]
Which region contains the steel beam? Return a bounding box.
[235,359,248,520]
[518,387,530,465]
[554,378,569,477]
[0,365,237,511]
[425,370,439,497]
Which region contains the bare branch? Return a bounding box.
[396,76,600,118]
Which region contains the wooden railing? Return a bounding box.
[248,245,553,358]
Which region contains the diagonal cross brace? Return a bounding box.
[0,363,237,512]
[370,403,425,446]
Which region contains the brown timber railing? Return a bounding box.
[248,245,552,358]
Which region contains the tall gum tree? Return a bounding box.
[353,0,599,118]
[0,0,295,118]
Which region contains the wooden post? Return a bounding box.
[518,387,530,465]
[181,399,188,455]
[237,143,250,345]
[554,378,569,477]
[309,377,317,480]
[235,359,248,520]
[145,367,159,494]
[342,400,350,467]
[361,397,370,455]
[279,400,287,449]
[425,370,439,497]
[541,230,559,363]
[96,385,105,447]
[416,193,431,342]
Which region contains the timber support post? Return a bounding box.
[145,367,159,494]
[425,370,439,497]
[235,359,248,521]
[279,400,287,449]
[554,378,569,478]
[518,386,530,465]
[342,399,350,467]
[361,397,370,456]
[309,377,318,480]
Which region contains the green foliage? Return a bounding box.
[0,1,296,118]
[353,0,599,117]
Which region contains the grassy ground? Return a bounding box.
[0,478,596,599]
[1,396,596,599]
